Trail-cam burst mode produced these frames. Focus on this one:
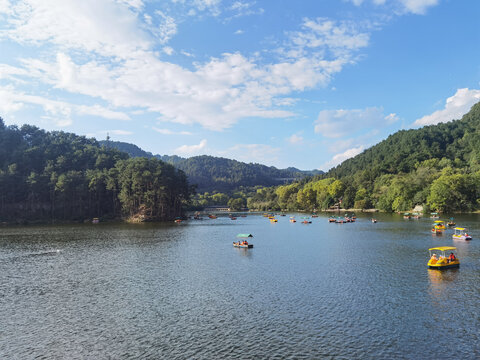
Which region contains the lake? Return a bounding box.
[1,213,479,359]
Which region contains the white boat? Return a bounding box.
[452,227,472,241]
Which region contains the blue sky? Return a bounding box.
[0,0,479,171]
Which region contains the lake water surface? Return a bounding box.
[1,213,480,359]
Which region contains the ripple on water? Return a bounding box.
[0,217,480,358]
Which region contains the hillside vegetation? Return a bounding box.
[0,120,191,223]
[101,141,322,193]
[248,102,480,213]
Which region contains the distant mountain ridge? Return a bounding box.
[100,140,323,192]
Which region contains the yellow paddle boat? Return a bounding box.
[433,220,446,230]
[428,247,459,269]
[452,227,472,241]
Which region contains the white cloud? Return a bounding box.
[322,145,364,170]
[399,0,438,14]
[0,3,375,132]
[175,139,207,155]
[109,129,133,135]
[0,85,25,113]
[3,0,152,59]
[287,133,303,145]
[154,10,178,44]
[224,143,281,165]
[346,0,436,14]
[77,104,130,121]
[385,113,399,124]
[192,0,222,16]
[0,85,130,125]
[413,88,480,127]
[287,18,370,60]
[116,0,144,10]
[315,107,388,138]
[234,29,244,35]
[153,127,192,135]
[0,0,12,15]
[163,46,174,55]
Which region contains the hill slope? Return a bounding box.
[0,121,190,222]
[248,102,480,213]
[101,141,322,192]
[327,102,480,179]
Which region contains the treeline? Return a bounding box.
[101,140,322,193]
[0,119,191,223]
[247,102,480,213]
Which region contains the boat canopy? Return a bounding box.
[434,220,444,223]
[429,246,457,251]
[454,227,465,231]
[237,233,253,238]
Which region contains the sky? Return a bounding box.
[0,0,479,171]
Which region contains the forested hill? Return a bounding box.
[0,120,191,223]
[327,102,480,179]
[247,102,480,213]
[101,141,322,192]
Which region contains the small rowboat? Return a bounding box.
[233,241,253,248]
[234,234,253,248]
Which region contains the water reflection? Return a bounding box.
[234,247,253,258]
[1,214,479,359]
[428,268,459,297]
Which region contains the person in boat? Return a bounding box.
[449,253,456,262]
[430,253,437,262]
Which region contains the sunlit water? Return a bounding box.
[1,213,479,359]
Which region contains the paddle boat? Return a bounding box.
[403,213,411,219]
[433,220,446,230]
[371,218,377,223]
[428,247,459,269]
[328,216,336,223]
[452,227,472,241]
[447,217,456,227]
[289,216,296,223]
[430,212,440,219]
[412,213,421,219]
[270,218,278,223]
[233,234,253,248]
